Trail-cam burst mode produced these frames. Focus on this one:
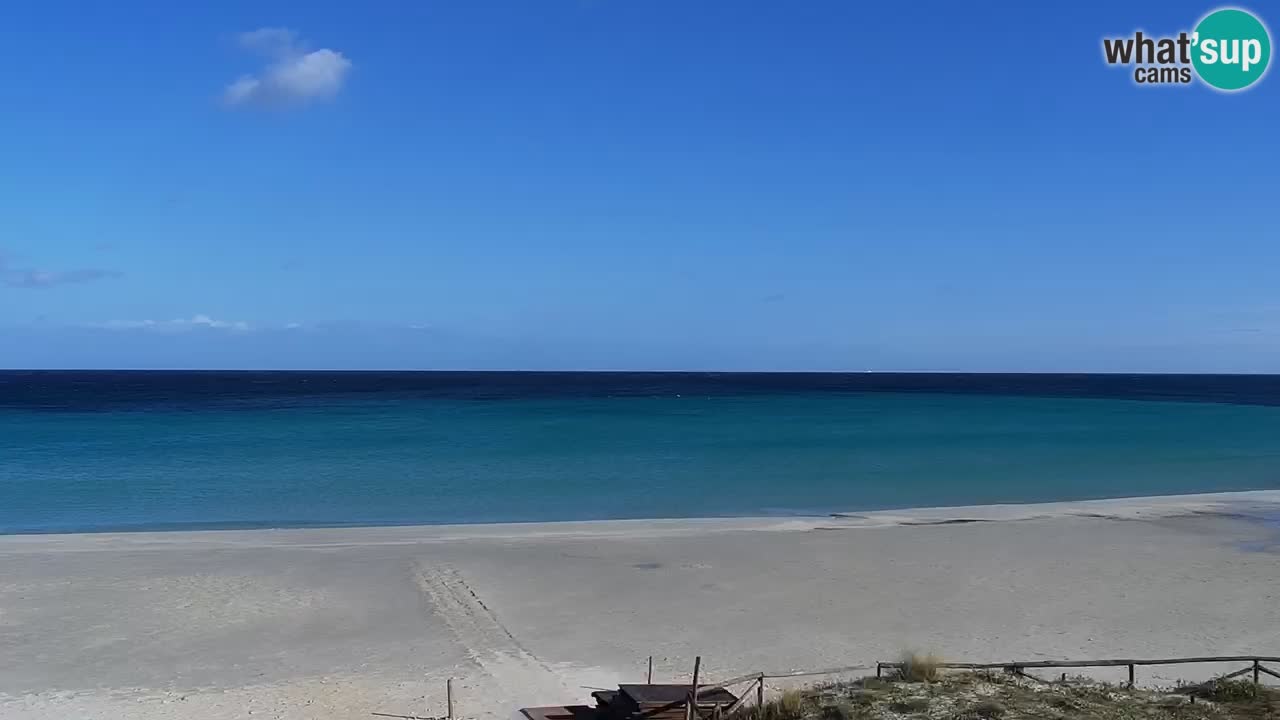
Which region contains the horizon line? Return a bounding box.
[4,368,1280,377]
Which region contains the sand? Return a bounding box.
[3,491,1280,720]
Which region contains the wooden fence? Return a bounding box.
[670,653,1280,716]
[875,655,1280,689]
[688,663,878,714]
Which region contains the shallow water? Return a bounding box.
[3,371,1280,533]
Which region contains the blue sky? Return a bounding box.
[1,0,1277,371]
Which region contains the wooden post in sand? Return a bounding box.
[447,677,454,720]
[756,676,764,709]
[648,655,654,684]
[687,657,702,720]
[1255,660,1262,686]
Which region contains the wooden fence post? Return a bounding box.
[756,676,765,709]
[1255,660,1261,686]
[687,657,701,720]
[447,677,454,720]
[649,655,654,684]
[1127,664,1134,689]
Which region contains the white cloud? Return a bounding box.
[0,249,120,289]
[92,315,251,332]
[190,313,250,330]
[223,28,351,108]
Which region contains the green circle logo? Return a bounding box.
[1192,8,1272,91]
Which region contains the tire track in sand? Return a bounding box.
[413,563,573,706]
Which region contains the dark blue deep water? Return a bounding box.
[3,371,1280,534]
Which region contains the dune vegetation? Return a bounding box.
[738,669,1280,720]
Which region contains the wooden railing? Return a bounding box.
[691,664,877,713]
[875,655,1280,689]
[670,653,1280,716]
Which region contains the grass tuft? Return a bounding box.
[743,690,807,720]
[1180,677,1259,702]
[898,652,944,683]
[779,690,805,717]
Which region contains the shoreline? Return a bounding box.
[4,488,1279,548]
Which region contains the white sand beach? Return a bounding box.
[3,491,1280,720]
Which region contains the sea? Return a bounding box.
[3,371,1280,535]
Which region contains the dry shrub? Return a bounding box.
[778,690,805,718]
[746,689,807,720]
[899,651,944,683]
[1181,678,1259,702]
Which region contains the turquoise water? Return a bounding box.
[4,380,1280,533]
